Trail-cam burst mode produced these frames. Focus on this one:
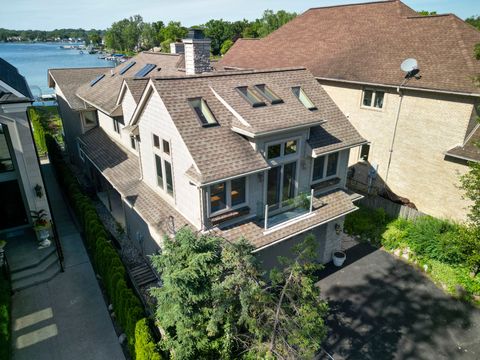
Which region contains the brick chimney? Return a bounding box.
[182,28,211,75]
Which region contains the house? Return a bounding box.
[48,30,366,266]
[0,58,52,233]
[218,0,480,221]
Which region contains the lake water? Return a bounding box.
[0,42,115,97]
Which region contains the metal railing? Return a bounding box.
[50,220,65,272]
[264,189,314,230]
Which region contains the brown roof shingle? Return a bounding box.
[446,126,480,162]
[48,67,110,110]
[219,0,480,95]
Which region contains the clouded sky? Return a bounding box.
[2,0,479,30]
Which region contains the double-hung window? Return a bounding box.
[154,140,174,197]
[312,152,339,183]
[209,177,247,216]
[362,89,385,109]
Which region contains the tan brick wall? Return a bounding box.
[320,80,476,221]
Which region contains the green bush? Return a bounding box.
[45,135,161,358]
[344,206,389,244]
[0,274,11,360]
[135,318,162,360]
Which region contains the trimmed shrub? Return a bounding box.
[0,274,11,360]
[135,318,162,360]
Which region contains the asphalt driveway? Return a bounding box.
[316,243,480,360]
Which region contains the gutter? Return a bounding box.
[317,77,480,98]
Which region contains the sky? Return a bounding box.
[1,0,479,31]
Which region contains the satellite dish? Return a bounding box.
[400,58,420,79]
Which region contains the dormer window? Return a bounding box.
[292,86,317,111]
[236,86,266,107]
[254,84,283,104]
[189,98,218,127]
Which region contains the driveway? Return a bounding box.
[317,243,480,360]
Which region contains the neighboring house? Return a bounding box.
[0,58,52,233]
[49,30,366,266]
[218,0,480,221]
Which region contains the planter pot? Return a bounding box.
[332,251,346,267]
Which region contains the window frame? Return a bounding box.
[162,139,170,155]
[188,97,219,127]
[236,86,266,108]
[207,176,248,217]
[82,110,97,131]
[153,134,160,149]
[361,88,385,110]
[113,118,121,134]
[253,84,283,105]
[292,86,317,111]
[359,144,370,162]
[265,138,301,163]
[311,151,340,185]
[153,141,174,197]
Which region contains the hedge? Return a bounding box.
[45,134,160,358]
[0,273,11,360]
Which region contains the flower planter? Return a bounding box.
[332,251,346,267]
[34,225,52,248]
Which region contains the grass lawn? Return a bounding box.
[345,206,480,304]
[0,272,11,360]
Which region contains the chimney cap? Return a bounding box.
[187,28,206,40]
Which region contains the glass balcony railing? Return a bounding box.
[263,190,314,230]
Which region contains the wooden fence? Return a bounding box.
[358,195,426,221]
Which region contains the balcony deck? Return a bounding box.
[216,189,358,251]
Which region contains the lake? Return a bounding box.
[0,42,115,97]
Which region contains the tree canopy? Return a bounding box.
[150,228,328,359]
[466,15,480,30]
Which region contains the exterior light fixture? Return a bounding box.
[34,184,43,198]
[335,223,342,235]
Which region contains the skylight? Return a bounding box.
[254,84,283,104]
[90,74,105,87]
[236,86,266,107]
[119,61,136,75]
[134,64,156,77]
[292,86,317,111]
[189,98,218,127]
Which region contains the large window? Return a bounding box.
[189,98,218,127]
[266,139,298,160]
[155,154,163,189]
[165,161,174,196]
[0,125,14,173]
[154,154,174,197]
[209,177,247,215]
[362,89,384,109]
[312,152,339,183]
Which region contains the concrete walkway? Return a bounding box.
[317,242,480,360]
[11,163,125,360]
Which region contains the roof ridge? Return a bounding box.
[153,67,308,81]
[406,14,453,19]
[450,14,477,76]
[307,0,397,12]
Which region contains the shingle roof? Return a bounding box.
[150,68,364,184]
[76,52,184,114]
[216,189,357,249]
[446,126,480,162]
[48,67,110,110]
[308,122,367,156]
[219,0,480,95]
[124,78,149,103]
[0,57,32,99]
[78,127,191,234]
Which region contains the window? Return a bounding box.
[267,139,298,160]
[83,111,97,129]
[231,177,246,206]
[134,64,156,77]
[164,160,174,196]
[189,98,218,127]
[155,154,163,189]
[254,84,283,104]
[362,89,385,109]
[113,118,120,133]
[119,61,136,75]
[153,134,160,148]
[312,152,339,182]
[0,125,14,172]
[360,144,370,161]
[130,136,136,150]
[209,177,247,215]
[236,86,266,107]
[292,87,317,110]
[162,140,170,155]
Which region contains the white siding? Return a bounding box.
[97,110,137,154]
[138,91,202,229]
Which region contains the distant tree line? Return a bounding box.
[0,28,104,43]
[466,15,480,30]
[103,9,297,55]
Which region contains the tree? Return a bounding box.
[104,15,143,52]
[220,39,234,55]
[466,15,480,30]
[417,10,437,16]
[159,21,188,52]
[204,19,235,55]
[88,32,102,46]
[150,229,328,359]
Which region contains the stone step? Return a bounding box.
[12,260,61,292]
[11,251,59,283]
[9,245,57,273]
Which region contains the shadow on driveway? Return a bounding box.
[317,245,480,360]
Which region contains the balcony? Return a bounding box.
[264,190,314,230]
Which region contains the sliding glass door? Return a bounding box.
[267,161,297,210]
